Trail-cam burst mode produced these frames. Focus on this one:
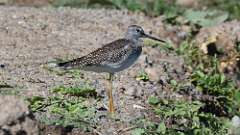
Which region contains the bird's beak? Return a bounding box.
[142,33,166,43]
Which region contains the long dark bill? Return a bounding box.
[143,33,166,43]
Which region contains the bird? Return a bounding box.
[55,25,166,113]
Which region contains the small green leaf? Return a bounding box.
[157,122,166,134]
[196,71,205,78]
[148,96,160,105]
[234,91,240,105]
[52,85,96,97]
[220,74,225,84]
[136,70,149,82]
[27,96,46,112]
[131,128,145,135]
[170,79,178,86]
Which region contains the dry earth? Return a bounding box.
[0,6,187,134]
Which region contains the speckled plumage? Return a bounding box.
[58,38,142,73]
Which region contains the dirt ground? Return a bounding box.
[0,6,189,134]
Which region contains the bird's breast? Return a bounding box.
[108,46,142,73]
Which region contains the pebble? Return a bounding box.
[232,116,240,127]
[145,67,162,82]
[125,85,137,97]
[0,64,5,68]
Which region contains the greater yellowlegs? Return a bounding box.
[57,25,166,113]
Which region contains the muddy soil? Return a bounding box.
[0,6,187,134]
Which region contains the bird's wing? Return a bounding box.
[58,39,132,69]
[86,39,133,65]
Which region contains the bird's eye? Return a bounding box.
[136,29,141,33]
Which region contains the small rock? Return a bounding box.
[0,0,8,4]
[159,75,169,85]
[176,0,200,8]
[145,67,162,82]
[125,86,137,97]
[136,86,144,97]
[0,64,5,68]
[133,104,145,109]
[0,95,39,135]
[232,116,240,127]
[0,96,28,125]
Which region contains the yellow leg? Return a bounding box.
[107,73,115,113]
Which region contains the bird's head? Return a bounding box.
[125,25,166,43]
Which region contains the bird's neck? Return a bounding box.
[125,36,139,43]
[124,38,143,48]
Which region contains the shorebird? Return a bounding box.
[56,25,166,113]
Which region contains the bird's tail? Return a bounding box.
[44,60,72,72]
[57,61,73,70]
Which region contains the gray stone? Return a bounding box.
[0,95,39,135]
[232,116,240,127]
[125,86,137,97]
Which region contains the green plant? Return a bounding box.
[136,70,149,82]
[52,85,96,97]
[192,71,232,96]
[183,9,229,27]
[148,96,160,105]
[177,41,240,114]
[141,98,230,135]
[176,41,224,72]
[48,96,95,129]
[137,41,240,134]
[28,96,47,112]
[191,70,239,116]
[110,0,187,19]
[28,85,97,131]
[159,42,175,52]
[0,84,20,96]
[52,0,88,8]
[51,0,182,17]
[204,0,240,19]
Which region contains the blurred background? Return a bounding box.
[0,0,240,135]
[0,0,239,19]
